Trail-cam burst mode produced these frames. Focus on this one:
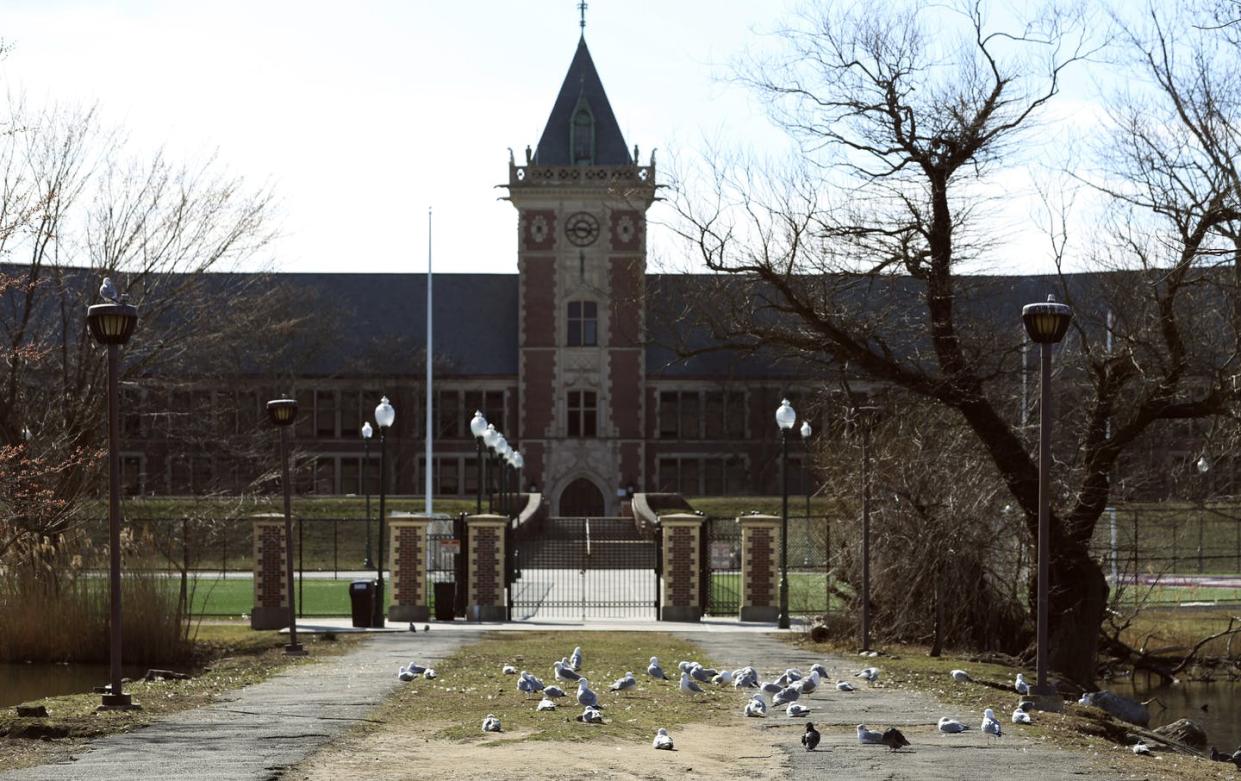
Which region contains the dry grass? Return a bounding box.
[377,631,738,744]
[0,624,358,771]
[1117,608,1241,658]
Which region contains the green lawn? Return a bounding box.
[180,576,366,617]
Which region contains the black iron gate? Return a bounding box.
[509,517,658,620]
[702,517,742,616]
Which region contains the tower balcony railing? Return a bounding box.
[508,163,655,188]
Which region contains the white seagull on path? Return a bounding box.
[836,680,856,692]
[482,714,501,733]
[1014,673,1030,696]
[950,669,972,683]
[857,725,885,744]
[982,708,1003,740]
[938,717,969,734]
[652,727,674,750]
[856,667,879,685]
[787,702,810,717]
[1011,707,1032,725]
[744,694,767,717]
[576,706,604,724]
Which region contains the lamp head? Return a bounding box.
[469,409,488,438]
[361,421,373,439]
[87,302,139,346]
[1021,294,1073,344]
[374,396,395,429]
[266,397,298,427]
[512,452,524,469]
[775,398,796,431]
[483,423,499,448]
[800,420,812,440]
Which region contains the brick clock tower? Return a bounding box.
[506,33,656,517]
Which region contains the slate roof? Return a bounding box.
[533,37,632,166]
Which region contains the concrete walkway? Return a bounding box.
[0,631,467,781]
[686,633,1119,781]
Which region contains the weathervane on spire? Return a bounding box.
[578,1,588,32]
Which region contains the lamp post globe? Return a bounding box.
[265,397,306,657]
[1021,294,1072,698]
[1197,455,1211,474]
[470,410,488,439]
[775,399,795,629]
[88,283,140,709]
[361,421,374,569]
[800,420,812,440]
[372,396,395,627]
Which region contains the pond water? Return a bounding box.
[0,663,144,708]
[1111,674,1241,752]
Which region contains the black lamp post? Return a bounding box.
[470,410,488,515]
[852,405,879,652]
[495,433,510,517]
[372,395,395,627]
[800,420,816,607]
[775,398,796,629]
[265,397,305,656]
[361,421,374,569]
[1021,294,1073,697]
[87,281,139,710]
[483,423,499,512]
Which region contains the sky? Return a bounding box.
[0,1,1138,276]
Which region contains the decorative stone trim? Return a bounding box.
[466,514,508,622]
[739,515,781,622]
[660,513,703,622]
[388,514,431,622]
[250,514,288,630]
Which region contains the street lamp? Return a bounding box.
[512,451,524,515]
[800,420,817,609]
[265,397,305,656]
[495,434,509,517]
[361,421,374,569]
[372,395,395,628]
[1021,293,1073,697]
[470,410,488,515]
[852,405,879,652]
[87,282,139,709]
[483,423,499,512]
[1197,455,1211,574]
[775,398,797,629]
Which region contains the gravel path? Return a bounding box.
[0,630,466,781]
[684,632,1120,781]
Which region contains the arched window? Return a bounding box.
[571,104,594,164]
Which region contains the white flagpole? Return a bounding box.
[425,207,433,516]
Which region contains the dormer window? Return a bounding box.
[571,103,594,164]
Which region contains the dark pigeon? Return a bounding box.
[802,722,821,751]
[881,727,911,752]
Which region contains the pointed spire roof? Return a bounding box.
[533,37,632,166]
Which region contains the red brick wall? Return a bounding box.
[608,350,641,438]
[749,528,772,605]
[473,527,498,605]
[668,526,694,607]
[395,527,422,606]
[619,441,640,490]
[608,257,643,347]
[522,351,555,441]
[256,524,284,609]
[521,258,556,347]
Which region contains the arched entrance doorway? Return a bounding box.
[558,477,605,517]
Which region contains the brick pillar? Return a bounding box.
[466,514,507,621]
[739,514,781,622]
[250,514,289,630]
[388,513,431,622]
[660,513,704,622]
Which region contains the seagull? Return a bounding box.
[802,722,821,751]
[576,706,603,724]
[744,695,767,717]
[482,714,501,733]
[680,671,705,695]
[407,661,427,675]
[1011,708,1032,725]
[773,686,800,706]
[652,727,674,750]
[544,685,567,699]
[881,727,911,752]
[577,678,599,708]
[787,702,810,718]
[857,725,885,745]
[712,669,734,685]
[810,663,829,678]
[982,708,1003,741]
[690,664,714,683]
[610,672,637,694]
[938,717,969,734]
[99,277,120,303]
[857,667,879,685]
[762,681,783,695]
[1132,741,1152,756]
[502,664,517,675]
[950,669,972,683]
[647,657,667,680]
[554,660,582,682]
[570,646,583,672]
[517,672,540,696]
[524,671,546,691]
[1014,674,1029,696]
[797,671,820,694]
[734,667,759,688]
[836,680,856,692]
[397,665,416,682]
[536,697,557,711]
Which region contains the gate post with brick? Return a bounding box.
[739,514,781,622]
[660,513,704,622]
[250,513,289,630]
[388,513,431,622]
[466,514,507,621]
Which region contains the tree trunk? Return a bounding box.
[1044,545,1109,686]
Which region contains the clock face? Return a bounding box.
[564,212,600,247]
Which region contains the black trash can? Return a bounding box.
[349,579,377,628]
[434,582,456,621]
